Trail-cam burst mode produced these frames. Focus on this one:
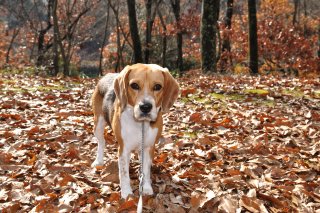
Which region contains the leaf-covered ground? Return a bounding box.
[0,71,319,212]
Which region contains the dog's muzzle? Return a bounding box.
[134,97,158,122]
[138,102,153,121]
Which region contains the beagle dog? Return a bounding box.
[91,64,179,199]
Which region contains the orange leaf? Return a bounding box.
[227,169,241,176]
[190,192,203,208]
[87,194,96,204]
[181,88,196,97]
[154,153,168,164]
[27,152,37,165]
[27,126,40,138]
[64,145,80,159]
[117,199,136,212]
[109,192,120,203]
[189,112,202,123]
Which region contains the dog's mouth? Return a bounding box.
[135,113,153,122]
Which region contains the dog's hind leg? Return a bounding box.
[91,88,106,167]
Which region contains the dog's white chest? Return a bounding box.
[120,107,158,151]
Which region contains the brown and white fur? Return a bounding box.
[91,64,179,199]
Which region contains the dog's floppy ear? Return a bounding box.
[114,65,131,111]
[161,68,179,113]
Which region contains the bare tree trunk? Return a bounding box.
[36,0,53,67]
[109,1,122,72]
[29,32,38,63]
[98,2,110,76]
[303,0,308,36]
[177,32,183,72]
[144,0,161,64]
[145,0,152,64]
[318,23,320,72]
[248,0,259,74]
[127,0,143,63]
[53,31,59,76]
[170,0,183,73]
[53,0,91,76]
[293,0,300,25]
[51,1,59,75]
[53,0,68,76]
[157,9,167,67]
[222,0,233,52]
[201,0,220,73]
[221,0,233,72]
[5,28,20,64]
[115,19,121,72]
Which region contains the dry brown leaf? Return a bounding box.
[240,195,260,212]
[58,172,76,187]
[218,196,237,213]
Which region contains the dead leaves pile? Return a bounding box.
[0,71,319,212]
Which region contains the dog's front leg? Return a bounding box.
[142,147,154,195]
[119,150,133,199]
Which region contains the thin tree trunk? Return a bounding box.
[157,9,167,67]
[5,28,20,64]
[221,0,233,72]
[248,0,259,74]
[36,0,53,67]
[145,0,152,64]
[292,0,299,25]
[120,36,128,68]
[109,0,133,50]
[53,19,59,75]
[170,0,183,73]
[109,1,122,72]
[303,0,307,36]
[222,0,233,52]
[127,0,143,63]
[29,32,37,63]
[98,3,110,76]
[53,0,68,76]
[200,0,220,73]
[177,32,183,72]
[115,35,128,72]
[318,23,320,72]
[53,0,91,76]
[115,19,121,72]
[144,0,162,64]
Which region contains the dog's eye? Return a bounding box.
[130,83,140,90]
[153,84,162,91]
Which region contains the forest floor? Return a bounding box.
[0,70,320,212]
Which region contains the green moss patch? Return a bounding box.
[282,89,304,98]
[244,89,269,95]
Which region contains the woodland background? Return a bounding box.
[0,0,319,76]
[0,0,320,212]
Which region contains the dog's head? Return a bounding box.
[114,64,179,121]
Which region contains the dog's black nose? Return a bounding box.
[139,102,152,113]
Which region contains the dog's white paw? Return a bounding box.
[91,159,104,168]
[143,182,153,195]
[121,186,133,199]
